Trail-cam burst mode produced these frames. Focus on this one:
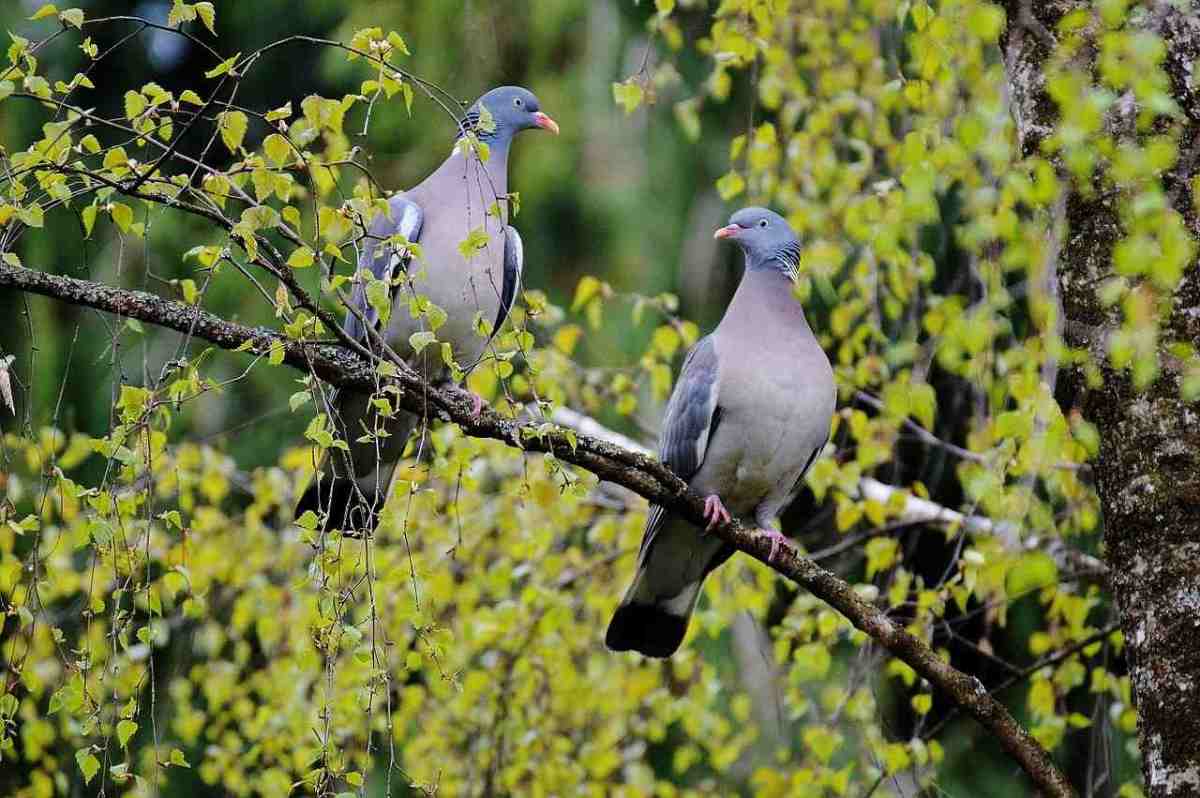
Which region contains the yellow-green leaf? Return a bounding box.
[287,247,315,269]
[612,80,644,115]
[263,133,291,166]
[76,750,100,784]
[117,719,137,748]
[194,2,216,34]
[218,110,247,154]
[110,202,134,233]
[204,53,239,79]
[59,8,84,28]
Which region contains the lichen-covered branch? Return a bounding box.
[0,260,1074,797]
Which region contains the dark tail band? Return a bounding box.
[605,603,690,659]
[294,477,382,537]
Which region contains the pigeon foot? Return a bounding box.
[469,392,486,420]
[702,494,732,532]
[757,527,789,564]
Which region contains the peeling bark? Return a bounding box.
[1003,3,1200,795]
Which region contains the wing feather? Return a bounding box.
[658,336,720,481]
[492,225,523,334]
[635,337,721,558]
[343,195,424,343]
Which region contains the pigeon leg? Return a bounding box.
[702,494,732,532]
[754,508,789,564]
[448,384,487,421]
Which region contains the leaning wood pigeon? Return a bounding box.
[295,86,559,535]
[606,208,835,658]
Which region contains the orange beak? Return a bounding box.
[533,112,560,135]
[713,224,740,239]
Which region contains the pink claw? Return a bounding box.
[702,494,732,532]
[759,527,788,564]
[469,392,485,420]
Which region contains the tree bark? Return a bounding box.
[1004,3,1200,795]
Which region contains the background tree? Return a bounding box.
[0,0,1188,796]
[1000,2,1200,795]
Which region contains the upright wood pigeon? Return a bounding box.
[606,208,836,658]
[295,86,559,536]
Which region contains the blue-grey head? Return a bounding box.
[460,86,559,143]
[714,207,801,278]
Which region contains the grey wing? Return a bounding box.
[640,336,722,550]
[491,225,524,334]
[658,336,721,480]
[343,194,424,343]
[787,432,828,501]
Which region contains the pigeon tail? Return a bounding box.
[294,470,389,537]
[606,514,734,657]
[606,602,691,658]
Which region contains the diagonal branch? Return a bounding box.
[0,261,1075,797]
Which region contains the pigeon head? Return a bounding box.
[714,207,801,276]
[461,86,559,142]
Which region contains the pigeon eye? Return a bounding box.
[758,219,768,228]
[513,97,523,107]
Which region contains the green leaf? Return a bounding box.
[456,227,490,261]
[110,202,134,233]
[409,331,437,354]
[80,204,97,238]
[792,643,832,682]
[476,104,496,134]
[612,80,644,115]
[387,31,410,55]
[865,536,899,578]
[168,748,190,768]
[716,170,746,201]
[204,53,240,79]
[264,101,292,122]
[0,81,13,103]
[1007,551,1058,597]
[263,133,291,166]
[124,90,147,120]
[117,719,138,748]
[572,275,603,312]
[194,1,216,34]
[366,278,392,326]
[29,4,58,21]
[76,749,101,784]
[218,110,247,153]
[287,247,314,269]
[59,8,84,29]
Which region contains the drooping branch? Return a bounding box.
[0,260,1074,797]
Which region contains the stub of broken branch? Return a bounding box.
[0,260,1075,797]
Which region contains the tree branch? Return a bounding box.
[0,261,1075,797]
[553,408,1108,582]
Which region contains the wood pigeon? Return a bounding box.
[606,208,835,658]
[295,86,559,536]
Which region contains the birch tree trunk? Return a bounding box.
[1004,3,1200,794]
